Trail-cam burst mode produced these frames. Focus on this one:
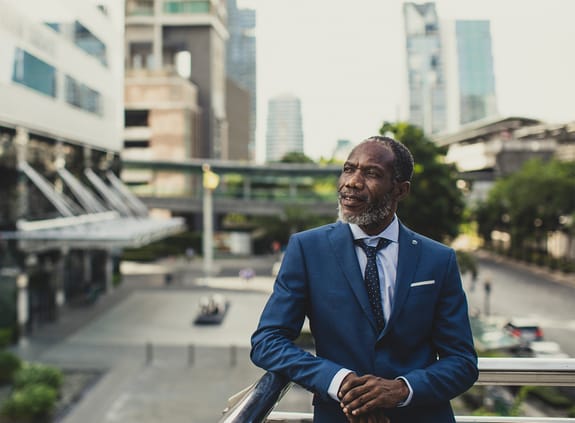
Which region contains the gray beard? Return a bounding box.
[337,193,393,227]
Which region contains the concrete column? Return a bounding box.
[289,180,297,198]
[152,0,163,70]
[104,250,114,293]
[243,176,251,199]
[83,250,92,287]
[14,127,29,219]
[55,247,69,307]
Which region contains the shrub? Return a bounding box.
[0,384,58,421]
[0,328,13,348]
[13,363,63,391]
[0,351,22,385]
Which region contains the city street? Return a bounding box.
[464,254,575,357]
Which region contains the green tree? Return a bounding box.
[278,151,315,163]
[379,121,465,242]
[476,158,575,255]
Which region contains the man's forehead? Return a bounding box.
[347,141,394,163]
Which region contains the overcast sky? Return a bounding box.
[243,0,575,161]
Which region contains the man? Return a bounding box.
[251,136,478,422]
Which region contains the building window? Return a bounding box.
[74,21,108,67]
[124,140,150,148]
[126,0,154,16]
[44,22,60,32]
[65,76,103,116]
[163,1,210,14]
[12,49,56,97]
[129,42,153,70]
[125,110,149,127]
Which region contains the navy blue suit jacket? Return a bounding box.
[251,221,478,422]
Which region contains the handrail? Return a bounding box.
[218,371,293,423]
[219,358,575,423]
[266,414,575,423]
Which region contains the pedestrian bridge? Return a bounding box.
[219,358,575,422]
[123,158,341,217]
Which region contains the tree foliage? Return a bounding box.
[379,121,465,242]
[476,158,575,251]
[278,151,315,163]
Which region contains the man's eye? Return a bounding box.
[365,170,379,177]
[343,166,353,173]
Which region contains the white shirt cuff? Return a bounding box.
[395,376,414,407]
[328,368,353,401]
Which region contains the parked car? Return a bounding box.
[504,318,543,345]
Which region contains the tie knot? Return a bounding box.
[355,238,390,258]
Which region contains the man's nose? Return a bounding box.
[345,170,363,187]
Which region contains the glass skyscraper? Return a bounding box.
[456,20,497,125]
[266,94,304,162]
[226,0,257,159]
[403,2,447,134]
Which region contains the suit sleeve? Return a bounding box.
[250,234,342,401]
[403,249,479,405]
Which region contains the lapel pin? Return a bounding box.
[412,240,418,245]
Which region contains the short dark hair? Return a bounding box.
[365,135,414,183]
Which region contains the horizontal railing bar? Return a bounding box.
[477,358,575,386]
[267,413,575,423]
[456,418,575,422]
[220,358,575,423]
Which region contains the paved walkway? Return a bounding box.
[12,255,313,423]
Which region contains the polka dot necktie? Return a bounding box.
[355,238,391,332]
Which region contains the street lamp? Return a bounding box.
[202,164,220,278]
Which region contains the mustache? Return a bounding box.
[338,190,368,202]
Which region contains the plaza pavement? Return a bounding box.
[12,256,313,423]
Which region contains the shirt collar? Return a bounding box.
[349,215,399,244]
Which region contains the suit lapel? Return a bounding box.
[380,223,421,338]
[327,223,378,332]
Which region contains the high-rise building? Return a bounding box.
[455,20,497,125]
[0,0,183,338]
[403,2,447,134]
[266,94,304,162]
[124,0,228,159]
[226,0,256,160]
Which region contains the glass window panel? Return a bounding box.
[11,49,56,97]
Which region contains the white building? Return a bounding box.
[265,94,304,162]
[0,0,183,338]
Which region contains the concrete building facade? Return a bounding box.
[0,0,183,340]
[124,0,229,159]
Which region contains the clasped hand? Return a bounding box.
[338,372,409,423]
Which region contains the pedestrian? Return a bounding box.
[239,267,255,282]
[251,136,478,422]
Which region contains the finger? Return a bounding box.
[339,373,368,396]
[344,386,377,413]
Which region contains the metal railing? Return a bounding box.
[219,358,575,423]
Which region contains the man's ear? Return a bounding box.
[395,181,410,201]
